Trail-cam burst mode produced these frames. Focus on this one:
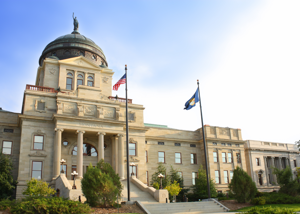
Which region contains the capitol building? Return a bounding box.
[0,20,299,201]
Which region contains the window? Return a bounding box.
[146,171,149,186]
[2,141,12,154]
[191,153,197,164]
[294,160,297,167]
[230,171,234,180]
[192,172,198,185]
[130,165,137,176]
[256,158,260,166]
[213,152,218,162]
[158,152,165,163]
[215,170,220,184]
[3,128,13,133]
[87,76,94,86]
[177,171,183,178]
[72,165,77,173]
[221,143,225,146]
[32,161,42,180]
[227,143,232,147]
[224,171,228,184]
[213,142,217,146]
[235,144,240,147]
[129,143,136,156]
[33,135,44,150]
[236,153,241,163]
[66,73,73,90]
[158,142,164,145]
[217,190,222,194]
[63,141,68,146]
[190,144,196,147]
[145,150,148,163]
[80,51,85,56]
[129,113,135,121]
[174,143,181,146]
[37,101,45,111]
[145,141,147,144]
[60,165,67,176]
[222,152,227,163]
[258,174,263,185]
[77,74,84,87]
[72,143,98,156]
[175,153,182,164]
[228,153,232,163]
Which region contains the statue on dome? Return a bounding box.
[73,13,79,31]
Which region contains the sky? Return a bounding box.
[0,0,299,144]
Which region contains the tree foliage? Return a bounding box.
[165,181,182,201]
[151,163,170,189]
[273,166,299,196]
[0,152,17,199]
[229,167,257,203]
[81,160,122,207]
[295,140,300,151]
[192,165,217,199]
[22,178,56,198]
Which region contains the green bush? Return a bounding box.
[273,167,299,196]
[263,192,300,204]
[9,197,91,214]
[0,152,17,200]
[22,179,56,198]
[251,197,266,205]
[241,206,295,214]
[0,198,15,211]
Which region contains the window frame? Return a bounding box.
[175,152,182,164]
[228,152,232,163]
[224,170,229,184]
[31,161,43,180]
[72,143,98,157]
[213,151,218,163]
[230,171,234,180]
[87,76,94,87]
[72,165,77,174]
[60,164,67,176]
[236,153,241,163]
[192,172,198,185]
[33,135,44,150]
[256,158,260,166]
[77,74,84,87]
[294,160,297,167]
[130,165,137,177]
[146,171,149,186]
[222,152,227,163]
[66,72,73,90]
[215,170,220,184]
[145,150,148,163]
[191,153,197,164]
[158,151,165,163]
[129,142,136,156]
[2,140,13,155]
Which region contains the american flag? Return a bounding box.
[113,74,126,91]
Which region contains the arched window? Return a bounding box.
[66,73,73,90]
[77,74,84,87]
[72,143,97,156]
[87,76,94,87]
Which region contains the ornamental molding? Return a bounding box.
[28,151,47,157]
[124,156,140,162]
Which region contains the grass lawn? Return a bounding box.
[233,204,300,212]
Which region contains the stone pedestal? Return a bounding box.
[154,189,169,203]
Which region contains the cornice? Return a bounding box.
[145,136,199,143]
[245,147,300,154]
[204,138,246,143]
[19,114,52,121]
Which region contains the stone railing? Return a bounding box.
[26,84,58,93]
[108,96,132,104]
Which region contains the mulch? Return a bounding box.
[91,204,146,214]
[219,200,253,211]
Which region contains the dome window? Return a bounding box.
[66,72,73,90]
[92,55,97,61]
[64,50,70,55]
[80,51,85,56]
[52,52,56,56]
[87,76,94,87]
[77,74,84,87]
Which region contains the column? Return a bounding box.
[285,158,289,169]
[53,128,64,178]
[278,157,283,170]
[74,71,77,89]
[271,157,277,185]
[263,156,270,186]
[76,130,85,178]
[118,134,124,179]
[114,135,119,173]
[97,132,106,162]
[217,149,223,183]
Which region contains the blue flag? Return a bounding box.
[184,88,199,110]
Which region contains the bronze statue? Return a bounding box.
[73,13,79,31]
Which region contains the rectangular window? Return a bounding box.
[192,172,198,185]
[230,171,234,180]
[2,141,12,155]
[215,170,220,184]
[33,135,44,150]
[258,174,263,185]
[227,143,232,147]
[213,152,218,162]
[213,142,217,145]
[174,143,181,146]
[191,153,197,164]
[222,152,227,163]
[228,153,232,163]
[158,142,164,145]
[235,144,240,147]
[145,141,147,144]
[37,101,45,111]
[130,165,137,177]
[72,165,77,173]
[294,160,297,167]
[236,153,241,163]
[224,171,228,184]
[158,152,165,163]
[4,128,13,133]
[146,150,148,163]
[175,153,182,164]
[221,143,225,146]
[77,79,83,87]
[32,161,42,180]
[256,158,260,166]
[190,144,196,147]
[129,143,136,156]
[87,81,93,87]
[66,78,72,90]
[60,165,67,176]
[146,171,149,186]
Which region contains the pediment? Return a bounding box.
[59,56,101,70]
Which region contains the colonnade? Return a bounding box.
[53,128,125,180]
[263,156,290,186]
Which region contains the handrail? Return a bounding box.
[108,96,132,103]
[26,84,58,93]
[209,198,230,212]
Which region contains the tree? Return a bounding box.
[229,167,257,203]
[165,181,182,202]
[295,140,300,151]
[22,178,56,198]
[0,152,17,199]
[151,163,170,189]
[192,165,217,199]
[273,166,299,196]
[81,160,122,207]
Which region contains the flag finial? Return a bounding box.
[125,64,127,70]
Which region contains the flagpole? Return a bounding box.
[125,65,130,202]
[197,79,211,199]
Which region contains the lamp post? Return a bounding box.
[158,173,164,189]
[71,171,78,189]
[60,159,66,174]
[130,162,136,177]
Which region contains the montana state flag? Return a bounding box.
[184,88,199,110]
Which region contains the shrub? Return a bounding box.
[263,192,300,204]
[81,160,122,207]
[229,167,257,203]
[22,179,56,198]
[165,181,182,202]
[0,152,17,200]
[273,167,299,196]
[151,163,170,188]
[0,198,15,211]
[153,182,159,190]
[241,206,294,214]
[251,197,266,205]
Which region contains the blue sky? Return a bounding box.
[0,0,299,144]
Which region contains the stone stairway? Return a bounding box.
[141,201,228,214]
[121,180,157,203]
